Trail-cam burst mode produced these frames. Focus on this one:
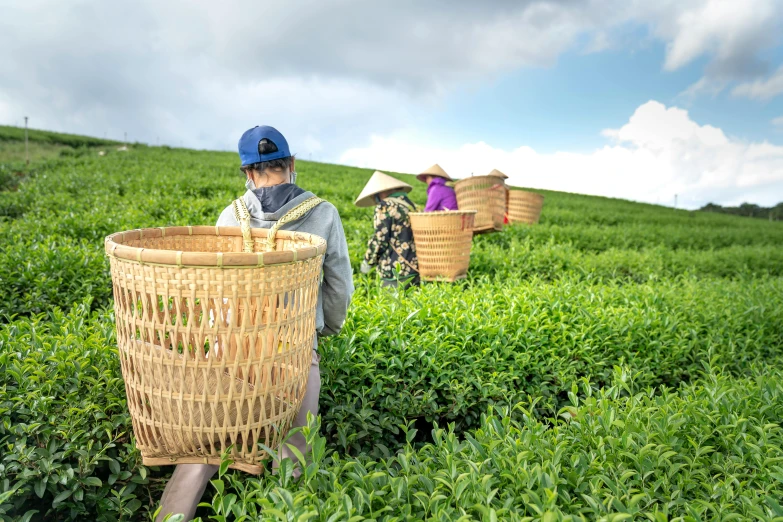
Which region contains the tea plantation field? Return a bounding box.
[2,130,783,521]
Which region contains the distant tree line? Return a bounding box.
[700,202,783,221]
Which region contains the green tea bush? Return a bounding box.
[0,165,21,193]
[470,240,783,280]
[0,303,155,521]
[0,189,32,219]
[0,236,110,317]
[1,143,783,521]
[320,275,783,453]
[3,303,781,521]
[487,217,783,253]
[3,147,782,319]
[201,364,783,520]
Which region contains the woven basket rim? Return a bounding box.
[454,175,505,187]
[509,189,545,200]
[105,226,327,268]
[409,210,477,217]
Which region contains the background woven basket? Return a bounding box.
[104,225,326,474]
[454,175,506,232]
[508,190,545,224]
[410,211,476,281]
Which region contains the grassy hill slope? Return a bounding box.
[0,125,122,189]
[1,141,782,520]
[0,124,120,148]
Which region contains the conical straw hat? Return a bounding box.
[354,171,412,207]
[488,168,508,179]
[416,163,452,182]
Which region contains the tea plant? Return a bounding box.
[1,137,782,521]
[319,275,783,453]
[0,303,154,521]
[201,364,783,520]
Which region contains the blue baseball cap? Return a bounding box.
[238,125,291,166]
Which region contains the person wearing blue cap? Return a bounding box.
[155,126,354,522]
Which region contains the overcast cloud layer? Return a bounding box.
[1,0,782,207]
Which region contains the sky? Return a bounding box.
[1,0,783,209]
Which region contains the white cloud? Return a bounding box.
[773,116,783,127]
[582,31,613,55]
[341,101,783,208]
[634,0,783,97]
[143,0,783,91]
[732,66,783,100]
[1,2,780,125]
[679,77,729,99]
[655,0,779,74]
[0,0,781,170]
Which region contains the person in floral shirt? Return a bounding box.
[354,171,420,287]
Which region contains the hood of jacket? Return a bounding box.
[243,189,318,221]
[427,176,448,191]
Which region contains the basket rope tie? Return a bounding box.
[232,198,254,253]
[233,195,324,253]
[265,197,324,252]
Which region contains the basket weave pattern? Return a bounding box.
[454,176,506,232]
[410,211,476,282]
[508,191,545,224]
[105,226,326,474]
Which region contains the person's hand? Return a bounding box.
[360,260,372,274]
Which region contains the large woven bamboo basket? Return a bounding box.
[454,175,506,233]
[104,224,326,474]
[410,210,477,282]
[508,190,545,224]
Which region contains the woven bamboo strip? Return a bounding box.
[507,190,545,224]
[105,225,326,474]
[410,211,476,282]
[454,175,506,233]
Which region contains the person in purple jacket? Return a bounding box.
[417,163,459,212]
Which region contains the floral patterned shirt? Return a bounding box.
[364,194,419,280]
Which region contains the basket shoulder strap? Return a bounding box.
[389,196,415,212]
[386,199,418,272]
[232,197,254,253]
[266,196,324,252]
[390,242,418,272]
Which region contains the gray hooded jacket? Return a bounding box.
[216,189,354,339]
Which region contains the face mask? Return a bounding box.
[290,171,298,184]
